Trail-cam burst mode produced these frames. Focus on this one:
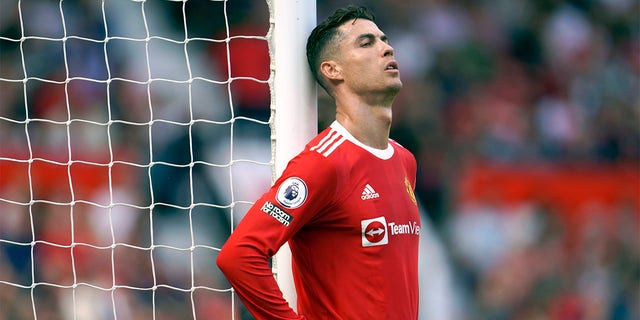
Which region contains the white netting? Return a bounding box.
[0,0,275,318]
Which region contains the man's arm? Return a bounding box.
[217,218,304,319]
[216,152,337,319]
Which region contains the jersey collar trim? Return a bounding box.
[330,121,395,160]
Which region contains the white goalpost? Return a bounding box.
[270,0,317,312]
[0,0,316,318]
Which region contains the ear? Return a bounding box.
[320,60,343,81]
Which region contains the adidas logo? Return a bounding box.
[361,184,380,200]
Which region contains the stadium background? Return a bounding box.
[0,0,638,319]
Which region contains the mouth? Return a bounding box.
[384,61,399,72]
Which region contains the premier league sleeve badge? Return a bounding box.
[276,177,308,209]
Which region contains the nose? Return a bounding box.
[382,42,394,57]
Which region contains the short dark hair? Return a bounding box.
[306,6,376,94]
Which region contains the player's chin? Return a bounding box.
[387,79,402,93]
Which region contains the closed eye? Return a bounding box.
[357,34,376,47]
[357,33,389,48]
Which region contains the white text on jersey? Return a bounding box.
[361,184,380,200]
[261,201,293,226]
[388,221,421,236]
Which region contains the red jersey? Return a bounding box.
[217,121,420,319]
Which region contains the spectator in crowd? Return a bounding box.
[0,0,637,319]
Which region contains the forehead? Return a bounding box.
[337,18,384,41]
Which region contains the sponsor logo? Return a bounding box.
[261,201,293,226]
[276,177,308,209]
[388,221,421,236]
[361,216,421,247]
[361,184,380,200]
[361,216,388,247]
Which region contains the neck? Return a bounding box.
[334,95,394,150]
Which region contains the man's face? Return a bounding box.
[333,18,402,96]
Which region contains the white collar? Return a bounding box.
[330,121,395,160]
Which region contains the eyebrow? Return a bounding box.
[356,33,389,43]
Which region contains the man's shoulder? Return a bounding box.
[305,125,351,159]
[281,127,345,174]
[389,139,415,158]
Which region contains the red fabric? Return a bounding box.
[456,161,640,232]
[217,121,420,319]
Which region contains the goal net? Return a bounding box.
[0,0,315,319]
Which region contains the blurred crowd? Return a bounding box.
[0,0,638,319]
[353,1,639,319]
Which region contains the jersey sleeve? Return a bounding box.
[216,150,337,319]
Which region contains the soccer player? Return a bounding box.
[217,5,420,319]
